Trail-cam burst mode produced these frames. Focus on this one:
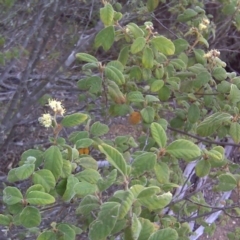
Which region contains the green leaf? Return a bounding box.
[20,206,41,228]
[166,139,201,161]
[3,187,23,205]
[75,169,101,184]
[94,26,115,51]
[26,191,55,205]
[222,3,236,15]
[177,8,198,22]
[7,163,35,182]
[61,113,88,127]
[62,175,79,202]
[76,195,100,215]
[132,152,157,177]
[37,231,56,240]
[138,192,172,210]
[90,121,109,137]
[61,159,72,178]
[150,122,167,148]
[20,149,43,168]
[127,91,145,102]
[196,112,232,137]
[194,49,206,65]
[118,190,135,219]
[198,36,209,48]
[118,46,129,65]
[104,65,125,85]
[195,159,211,177]
[74,181,98,197]
[138,218,155,240]
[229,84,240,104]
[147,0,160,12]
[171,59,186,71]
[188,103,200,124]
[127,23,144,38]
[154,162,169,184]
[148,227,178,240]
[213,67,227,81]
[77,76,102,93]
[97,169,117,192]
[140,106,155,123]
[173,38,189,55]
[137,186,160,198]
[145,95,160,103]
[98,143,127,177]
[26,185,45,196]
[193,71,211,88]
[75,138,93,148]
[57,223,76,240]
[89,202,120,240]
[151,36,175,55]
[0,214,12,226]
[131,213,142,239]
[75,53,98,63]
[77,157,98,170]
[217,173,237,191]
[142,46,154,69]
[158,85,171,101]
[229,122,240,143]
[32,169,56,192]
[107,60,124,72]
[131,37,146,54]
[69,131,89,143]
[100,3,114,26]
[44,146,63,180]
[150,80,164,92]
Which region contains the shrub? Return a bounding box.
[1,0,240,239]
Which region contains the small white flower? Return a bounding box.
[199,23,207,31]
[38,113,52,128]
[48,99,65,116]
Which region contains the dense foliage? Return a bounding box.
[1,0,240,239]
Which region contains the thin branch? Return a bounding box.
[168,126,240,147]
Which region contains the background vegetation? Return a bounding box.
[1,0,240,239]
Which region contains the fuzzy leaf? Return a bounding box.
[148,228,178,240]
[166,140,201,161]
[44,146,63,180]
[151,122,167,148]
[229,122,240,143]
[75,53,98,63]
[151,36,175,55]
[61,113,88,127]
[26,191,55,205]
[142,46,154,68]
[195,159,211,177]
[100,3,114,26]
[20,206,41,228]
[98,143,127,177]
[94,26,115,51]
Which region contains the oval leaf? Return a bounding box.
[98,143,127,177]
[20,206,41,228]
[150,122,167,148]
[61,113,88,127]
[151,36,175,55]
[195,159,211,177]
[26,191,55,205]
[166,139,201,161]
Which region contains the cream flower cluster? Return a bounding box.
[38,113,52,128]
[199,18,210,31]
[48,99,65,116]
[38,99,65,128]
[204,49,226,68]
